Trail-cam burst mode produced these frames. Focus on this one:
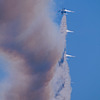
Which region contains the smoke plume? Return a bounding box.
[0,0,65,100]
[51,15,72,100]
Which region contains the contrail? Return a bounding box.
[0,0,71,100]
[51,15,72,100]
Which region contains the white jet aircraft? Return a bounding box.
[66,30,74,33]
[58,8,74,15]
[66,54,75,57]
[64,9,74,13]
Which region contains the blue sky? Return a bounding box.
[55,0,100,100]
[0,0,100,100]
[0,57,9,82]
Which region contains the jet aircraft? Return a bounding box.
[58,8,74,15]
[66,54,75,58]
[66,30,74,33]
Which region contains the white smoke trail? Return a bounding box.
[0,0,64,100]
[51,15,72,100]
[0,0,72,99]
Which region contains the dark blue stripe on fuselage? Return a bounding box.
[61,11,67,14]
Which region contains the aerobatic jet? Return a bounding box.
[66,30,74,33]
[66,54,75,58]
[58,8,74,15]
